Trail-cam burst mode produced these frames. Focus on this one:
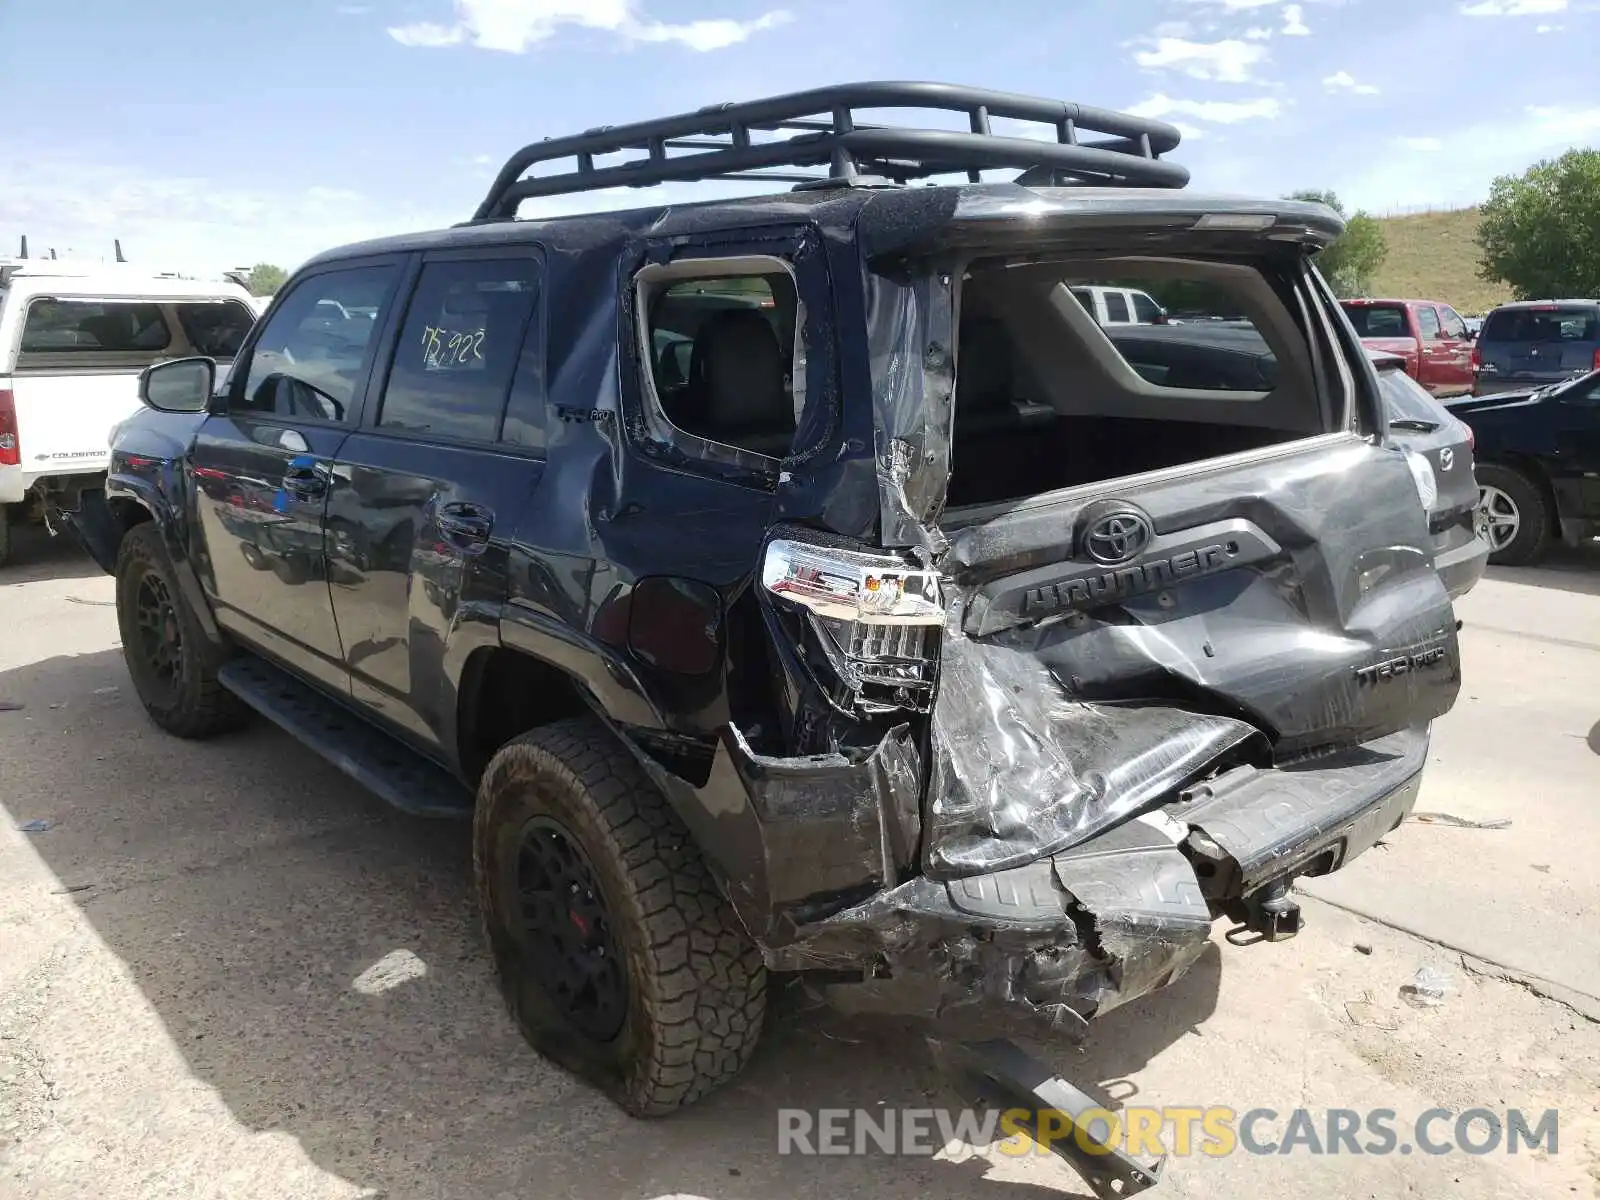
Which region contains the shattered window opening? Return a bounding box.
[633,256,807,468]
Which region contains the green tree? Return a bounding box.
[1477,149,1600,300]
[1286,190,1388,298]
[244,262,287,297]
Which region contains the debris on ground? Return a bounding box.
[0,701,23,712]
[1345,991,1401,1030]
[64,596,115,607]
[1354,942,1374,955]
[15,820,55,833]
[1408,811,1512,831]
[1399,965,1457,1009]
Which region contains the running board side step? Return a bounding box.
[931,1038,1165,1198]
[217,656,475,820]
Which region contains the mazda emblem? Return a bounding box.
[1439,448,1454,472]
[1083,507,1154,565]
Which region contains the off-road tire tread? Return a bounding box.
[473,718,766,1117]
[115,524,247,739]
[1477,462,1548,567]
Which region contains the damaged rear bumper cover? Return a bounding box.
[766,726,1426,1042]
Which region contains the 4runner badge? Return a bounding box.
[1082,506,1154,566]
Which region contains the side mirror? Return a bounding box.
[140,357,216,414]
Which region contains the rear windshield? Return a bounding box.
[1480,307,1599,344]
[1341,303,1409,338]
[16,298,256,367]
[1375,363,1446,424]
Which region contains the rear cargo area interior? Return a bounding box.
[946,257,1328,510]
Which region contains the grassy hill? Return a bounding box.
[1365,207,1511,316]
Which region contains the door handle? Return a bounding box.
[278,429,310,453]
[281,459,329,499]
[436,502,493,549]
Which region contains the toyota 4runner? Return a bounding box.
[70,84,1461,1196]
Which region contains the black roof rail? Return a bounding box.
[473,81,1188,222]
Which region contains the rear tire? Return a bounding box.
[1476,464,1549,567]
[115,524,248,738]
[474,718,766,1117]
[0,504,12,569]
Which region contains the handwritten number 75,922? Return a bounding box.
[421,325,485,369]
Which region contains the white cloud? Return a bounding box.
[1127,93,1283,123]
[1281,3,1311,33]
[1460,0,1566,13]
[1244,24,1273,37]
[388,0,792,53]
[1323,70,1380,95]
[1393,136,1444,151]
[1154,20,1194,36]
[1340,104,1600,211]
[1535,21,1563,30]
[1133,37,1267,83]
[1175,0,1282,9]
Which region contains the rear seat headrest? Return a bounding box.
[690,307,792,435]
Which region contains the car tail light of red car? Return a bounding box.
[1470,346,1482,374]
[0,390,19,467]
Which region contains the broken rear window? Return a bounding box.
[943,258,1324,510]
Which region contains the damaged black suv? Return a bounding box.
[75,84,1460,1195]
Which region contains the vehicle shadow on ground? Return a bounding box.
[0,524,103,586]
[2,648,1221,1200]
[1484,541,1600,596]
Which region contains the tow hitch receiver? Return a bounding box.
[1240,879,1303,942]
[932,1038,1165,1198]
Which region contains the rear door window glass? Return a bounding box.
[1102,291,1131,323]
[1130,292,1163,324]
[379,258,540,443]
[1341,304,1410,338]
[1377,365,1446,423]
[237,266,398,423]
[19,300,171,359]
[1417,306,1442,339]
[1481,307,1600,343]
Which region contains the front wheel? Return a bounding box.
[115,524,248,738]
[1476,464,1549,567]
[473,718,767,1117]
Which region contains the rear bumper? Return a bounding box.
[779,727,1428,1042]
[1433,520,1490,599]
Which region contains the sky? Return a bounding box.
[1,0,1596,276]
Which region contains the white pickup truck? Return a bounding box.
[0,261,257,565]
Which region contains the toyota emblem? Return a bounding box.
[1082,506,1154,565]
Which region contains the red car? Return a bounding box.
[1340,298,1476,397]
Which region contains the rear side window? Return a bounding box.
[237,266,398,423]
[1376,364,1445,423]
[1102,291,1131,323]
[20,301,170,353]
[641,270,799,458]
[1417,306,1442,339]
[1342,304,1409,338]
[379,258,540,443]
[1480,307,1600,343]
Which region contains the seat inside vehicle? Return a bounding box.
[944,259,1323,512]
[648,273,799,459]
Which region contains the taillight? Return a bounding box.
[1462,423,1474,453]
[1592,348,1600,372]
[0,389,19,467]
[1470,346,1482,373]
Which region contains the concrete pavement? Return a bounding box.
[2,527,1598,1199]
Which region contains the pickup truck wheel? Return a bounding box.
[1476,464,1549,567]
[474,719,766,1117]
[115,524,248,739]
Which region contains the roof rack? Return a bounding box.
[473,81,1188,222]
